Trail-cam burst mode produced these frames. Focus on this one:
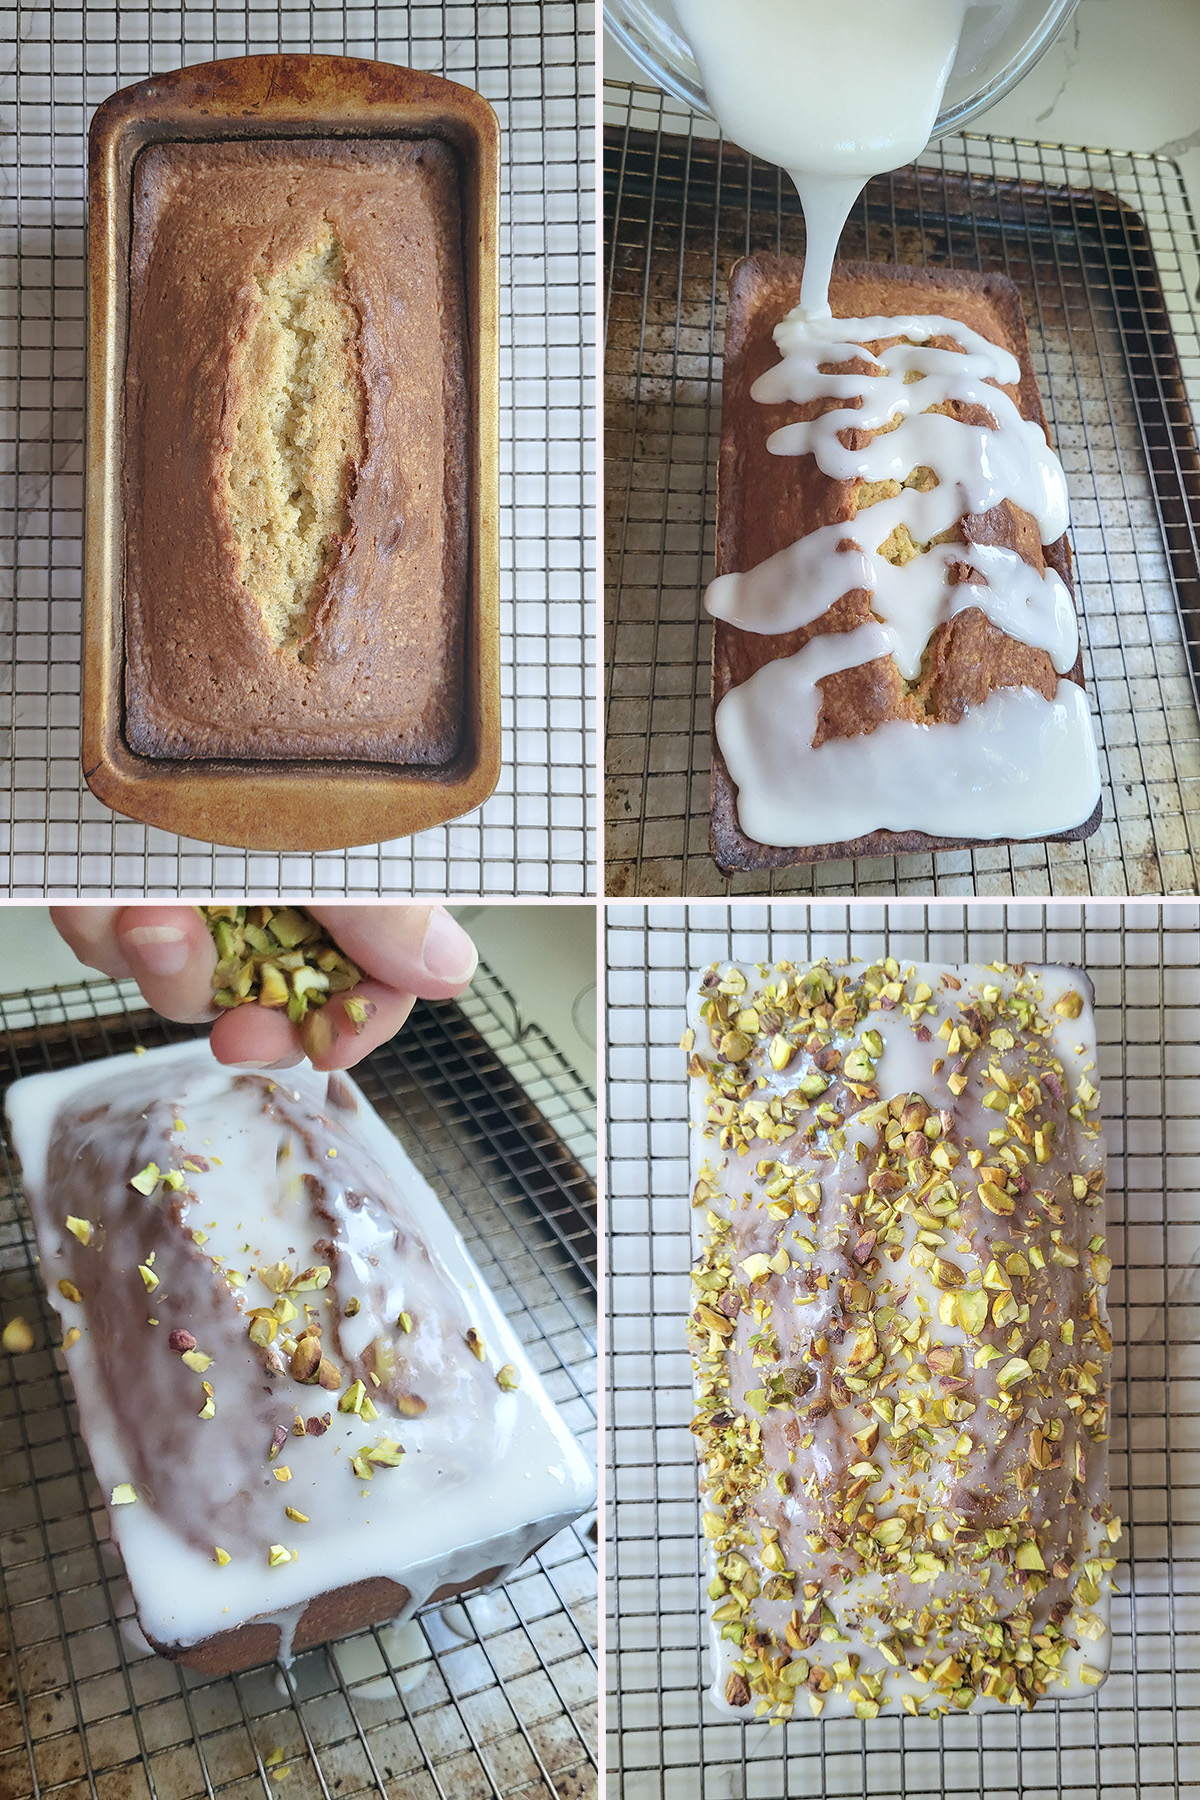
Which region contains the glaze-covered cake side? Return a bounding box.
[7,1043,594,1671]
[685,957,1118,1720]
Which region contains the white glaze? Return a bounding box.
[716,668,1099,848]
[675,0,968,315]
[706,305,1099,844]
[673,0,1095,845]
[688,960,1113,1718]
[6,1042,595,1663]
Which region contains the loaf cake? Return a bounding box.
[707,259,1103,871]
[124,138,468,763]
[686,956,1117,1718]
[6,1043,594,1673]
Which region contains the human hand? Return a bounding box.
[49,904,477,1071]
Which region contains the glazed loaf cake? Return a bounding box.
[686,956,1117,1719]
[7,1043,594,1673]
[707,259,1102,871]
[124,139,468,763]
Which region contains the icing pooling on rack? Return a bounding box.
[707,307,1101,844]
[6,1043,594,1663]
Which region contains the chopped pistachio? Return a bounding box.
[466,1328,486,1361]
[129,1164,161,1195]
[267,1545,293,1567]
[2,1317,33,1354]
[213,1547,231,1566]
[289,1266,331,1293]
[273,1466,292,1483]
[110,1484,137,1506]
[284,1507,309,1524]
[62,1327,81,1350]
[137,1265,159,1293]
[339,1380,367,1415]
[57,1279,82,1304]
[65,1216,93,1246]
[181,1349,212,1373]
[496,1364,520,1392]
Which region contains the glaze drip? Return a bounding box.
[707,307,1101,845]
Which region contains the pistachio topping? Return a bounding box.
[267,1545,293,1567]
[62,1327,81,1350]
[688,956,1117,1719]
[65,1216,93,1246]
[466,1328,486,1361]
[344,996,376,1033]
[496,1364,520,1392]
[284,1507,309,1524]
[57,1279,82,1304]
[2,1318,34,1354]
[213,1547,231,1566]
[200,905,363,1024]
[110,1484,137,1506]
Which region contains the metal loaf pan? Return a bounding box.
[85,55,500,853]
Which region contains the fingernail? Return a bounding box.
[422,910,478,985]
[125,924,190,975]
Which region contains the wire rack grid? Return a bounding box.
[604,79,1200,898]
[1,0,595,899]
[0,957,598,1800]
[606,899,1200,1800]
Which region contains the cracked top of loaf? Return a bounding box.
[686,955,1117,1719]
[124,138,467,763]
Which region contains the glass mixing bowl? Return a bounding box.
[605,0,1079,139]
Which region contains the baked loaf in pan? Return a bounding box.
[707,259,1103,871]
[687,956,1117,1718]
[124,139,468,763]
[7,1043,594,1674]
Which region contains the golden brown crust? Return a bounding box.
[710,257,1099,873]
[124,138,468,764]
[155,1565,513,1674]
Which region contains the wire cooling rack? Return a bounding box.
[0,1,595,899]
[606,900,1200,1800]
[0,957,598,1800]
[604,80,1200,898]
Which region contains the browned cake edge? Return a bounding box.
[708,257,1102,875]
[146,1564,516,1676]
